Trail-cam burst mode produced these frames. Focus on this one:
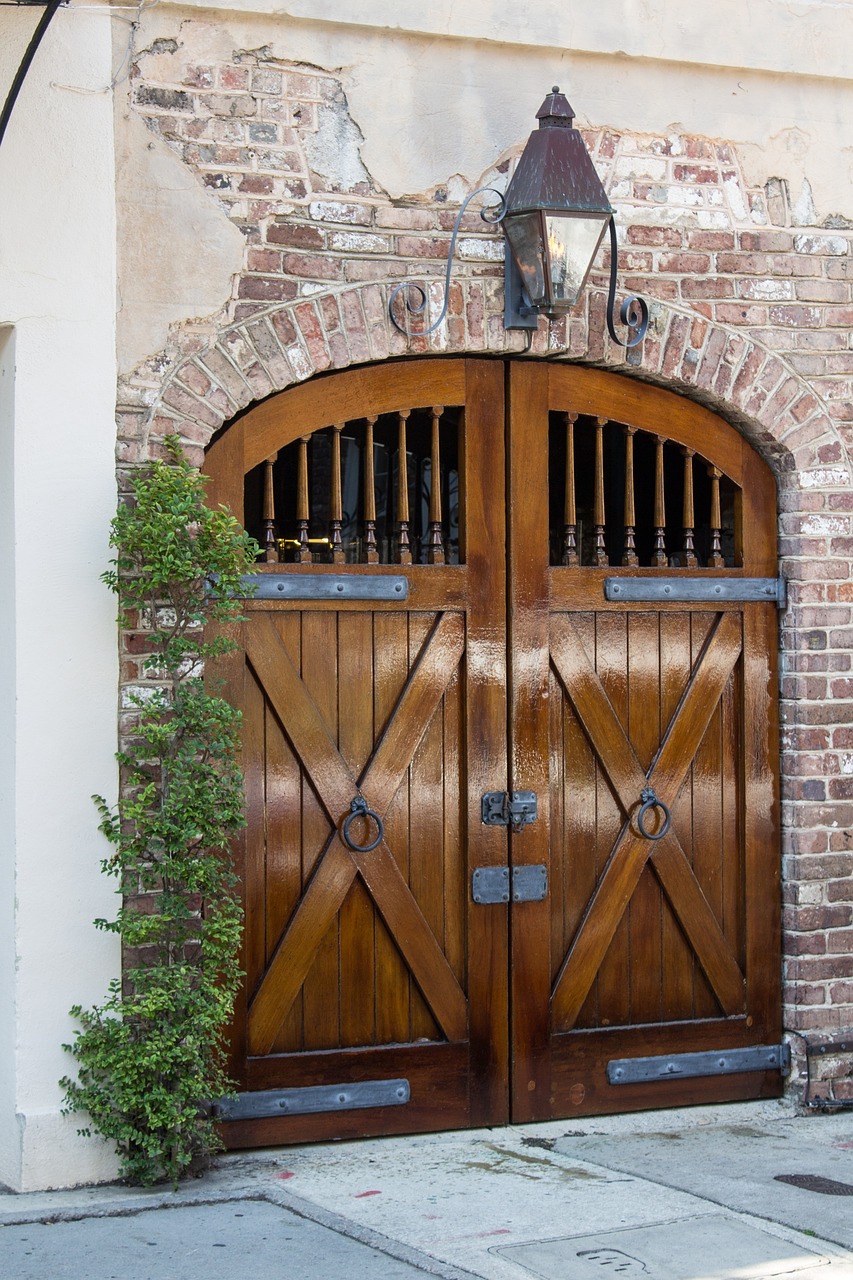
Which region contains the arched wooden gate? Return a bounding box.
[204,359,782,1149]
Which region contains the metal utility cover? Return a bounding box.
[495,1214,828,1280]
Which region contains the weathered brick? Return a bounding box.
[282,253,344,281]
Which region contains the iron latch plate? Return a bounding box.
[472,864,548,904]
[512,865,548,902]
[481,790,538,830]
[472,866,510,904]
[213,1078,410,1120]
[607,1044,791,1085]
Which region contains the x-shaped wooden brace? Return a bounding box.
[245,611,468,1056]
[550,611,746,1030]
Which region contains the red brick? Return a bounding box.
[681,279,734,299]
[282,253,343,281]
[715,303,769,325]
[658,252,712,273]
[739,230,794,251]
[239,174,273,194]
[396,235,451,259]
[237,276,298,302]
[687,230,735,250]
[627,225,683,247]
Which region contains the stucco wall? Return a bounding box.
[0,6,120,1189]
[4,0,853,1191]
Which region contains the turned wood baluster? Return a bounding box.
[622,426,638,567]
[396,409,412,565]
[295,434,312,563]
[427,405,445,564]
[363,415,379,564]
[708,464,725,567]
[652,434,668,567]
[262,453,278,562]
[330,423,345,564]
[681,447,698,567]
[593,416,609,567]
[561,412,579,566]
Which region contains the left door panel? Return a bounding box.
[205,359,510,1147]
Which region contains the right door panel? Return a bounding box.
[508,361,781,1121]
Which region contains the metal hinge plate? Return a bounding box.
[481,790,538,830]
[213,1078,410,1120]
[604,577,786,607]
[607,1044,791,1085]
[472,864,548,904]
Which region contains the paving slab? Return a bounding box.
[0,1198,445,1280]
[551,1106,853,1251]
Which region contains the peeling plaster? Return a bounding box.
[115,110,245,375]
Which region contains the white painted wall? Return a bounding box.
[0,5,120,1189]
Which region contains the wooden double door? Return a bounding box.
[205,358,781,1149]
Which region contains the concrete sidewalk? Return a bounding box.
[2,1099,853,1279]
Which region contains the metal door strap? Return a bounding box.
[607,1044,791,1085]
[212,1079,411,1120]
[605,577,786,606]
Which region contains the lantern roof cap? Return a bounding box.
[536,86,575,128]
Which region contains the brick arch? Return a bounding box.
[141,278,849,501]
[127,277,853,1067]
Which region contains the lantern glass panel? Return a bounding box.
[544,212,610,310]
[503,213,547,306]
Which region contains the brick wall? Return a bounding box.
[117,33,853,1100]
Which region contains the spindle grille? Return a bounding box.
[243,405,462,565]
[548,412,739,569]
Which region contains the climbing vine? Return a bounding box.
[61,438,258,1186]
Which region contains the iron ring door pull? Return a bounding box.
[637,787,671,841]
[341,796,384,853]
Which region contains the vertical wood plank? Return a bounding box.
[594,611,631,1030]
[561,612,599,1028]
[243,664,267,1004]
[338,610,376,1048]
[300,611,341,1049]
[658,611,695,1022]
[627,611,663,1025]
[443,662,464,986]
[690,611,723,1017]
[508,359,551,1120]
[409,612,443,1040]
[467,358,509,1127]
[373,610,412,1044]
[268,613,304,1053]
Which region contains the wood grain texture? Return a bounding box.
[206,357,781,1142]
[549,611,746,1029]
